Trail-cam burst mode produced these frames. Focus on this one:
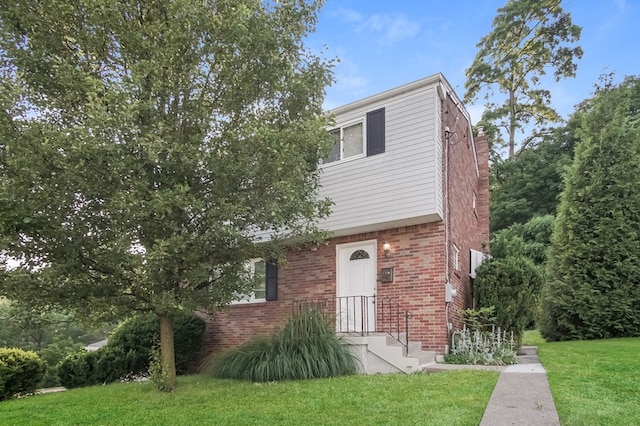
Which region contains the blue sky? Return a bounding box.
[307,0,639,124]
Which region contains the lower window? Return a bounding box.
[233,258,266,303]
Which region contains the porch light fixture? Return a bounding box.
[383,241,391,258]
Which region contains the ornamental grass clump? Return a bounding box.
[212,308,357,381]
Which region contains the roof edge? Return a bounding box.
[329,73,446,115]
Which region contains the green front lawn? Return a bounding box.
[524,331,640,426]
[0,371,498,425]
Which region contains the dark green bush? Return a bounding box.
[58,312,205,388]
[108,312,206,374]
[59,345,148,389]
[0,347,46,400]
[474,256,543,340]
[94,346,138,384]
[212,308,357,382]
[38,337,85,388]
[58,350,99,388]
[107,315,158,374]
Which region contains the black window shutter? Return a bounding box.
[265,260,278,301]
[367,108,385,156]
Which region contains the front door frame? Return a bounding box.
[336,239,377,333]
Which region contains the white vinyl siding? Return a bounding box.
[319,82,444,236]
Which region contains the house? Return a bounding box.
[198,73,489,373]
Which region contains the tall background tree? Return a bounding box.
[490,124,576,232]
[465,0,582,158]
[541,76,640,341]
[0,0,333,390]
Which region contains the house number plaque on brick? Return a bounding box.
[379,267,394,283]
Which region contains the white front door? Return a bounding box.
[336,240,377,332]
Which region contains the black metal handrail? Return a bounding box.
[294,296,411,355]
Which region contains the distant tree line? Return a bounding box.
[474,76,640,342]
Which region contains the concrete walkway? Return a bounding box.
[35,386,66,394]
[479,346,560,425]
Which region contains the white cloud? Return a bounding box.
[331,7,365,23]
[333,61,370,95]
[330,8,420,46]
[356,14,421,45]
[323,49,371,109]
[613,0,627,11]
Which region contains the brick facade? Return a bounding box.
[199,223,449,360]
[441,94,490,332]
[197,84,490,364]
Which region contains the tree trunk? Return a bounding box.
[508,86,516,158]
[159,313,177,391]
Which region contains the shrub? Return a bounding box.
[474,256,543,340]
[0,347,46,400]
[59,346,145,389]
[462,306,497,332]
[58,351,98,389]
[37,337,85,388]
[108,312,205,374]
[212,308,357,381]
[58,312,205,388]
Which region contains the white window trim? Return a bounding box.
[231,258,267,304]
[321,118,366,167]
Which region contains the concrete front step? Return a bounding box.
[343,333,436,374]
[519,346,538,356]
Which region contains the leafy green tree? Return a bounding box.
[490,124,576,232]
[465,0,582,157]
[0,298,109,350]
[490,214,555,264]
[541,76,640,341]
[0,0,333,390]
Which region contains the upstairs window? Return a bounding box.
[325,122,364,164]
[323,107,385,165]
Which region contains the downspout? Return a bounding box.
[438,82,453,355]
[444,116,451,354]
[438,81,458,353]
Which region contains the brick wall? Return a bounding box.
[198,222,452,363]
[441,94,490,331]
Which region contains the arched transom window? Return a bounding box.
[349,249,370,261]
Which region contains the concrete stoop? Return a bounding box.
[343,334,436,374]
